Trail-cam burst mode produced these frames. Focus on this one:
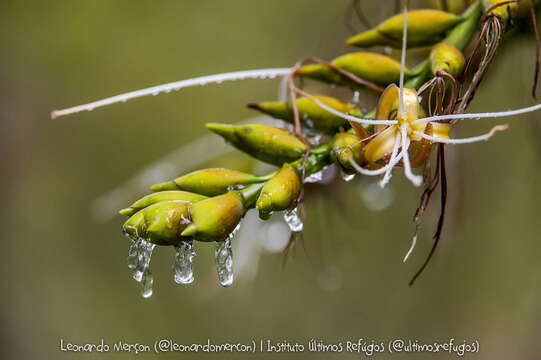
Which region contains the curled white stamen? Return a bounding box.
[349,133,403,176]
[305,93,398,125]
[412,102,541,125]
[403,233,417,263]
[379,132,404,188]
[51,68,292,119]
[413,124,508,144]
[400,126,423,187]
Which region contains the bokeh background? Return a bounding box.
[1,0,540,359]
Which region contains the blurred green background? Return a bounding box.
[1,0,540,359]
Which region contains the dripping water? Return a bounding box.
[215,238,234,287]
[341,172,356,182]
[173,241,197,284]
[127,238,156,298]
[284,206,303,232]
[304,170,324,183]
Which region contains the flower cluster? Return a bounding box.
[52,1,541,296]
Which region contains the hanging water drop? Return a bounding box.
[304,170,323,183]
[351,91,361,105]
[173,241,196,284]
[214,238,234,287]
[284,207,303,232]
[131,238,155,283]
[341,172,355,182]
[140,268,154,298]
[127,238,140,270]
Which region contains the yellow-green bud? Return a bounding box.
[206,123,307,166]
[181,192,245,242]
[256,164,301,218]
[296,64,343,85]
[248,95,354,133]
[428,0,472,14]
[429,42,465,77]
[150,168,263,196]
[331,132,364,171]
[123,200,191,246]
[119,191,207,216]
[298,52,413,86]
[347,10,463,48]
[484,0,519,21]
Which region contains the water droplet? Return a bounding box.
[284,207,303,232]
[127,238,139,270]
[304,170,323,183]
[341,172,355,182]
[152,91,159,96]
[173,241,196,284]
[215,238,234,287]
[351,91,361,105]
[128,238,156,298]
[140,268,154,298]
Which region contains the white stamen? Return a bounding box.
[305,93,398,126]
[412,102,541,125]
[398,0,408,118]
[379,132,404,188]
[400,126,423,187]
[51,68,292,119]
[413,124,508,144]
[403,233,417,263]
[349,133,403,176]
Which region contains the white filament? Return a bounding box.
[398,0,408,118]
[413,124,508,144]
[51,68,292,119]
[379,132,404,187]
[305,94,398,125]
[403,234,417,263]
[349,133,403,176]
[400,126,423,186]
[412,102,541,125]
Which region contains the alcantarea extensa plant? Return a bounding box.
[52,0,541,297]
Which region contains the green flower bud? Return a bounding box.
[298,52,414,86]
[256,164,301,218]
[331,132,364,171]
[206,123,307,166]
[248,95,355,133]
[123,200,191,246]
[119,190,208,216]
[429,42,465,77]
[150,168,265,196]
[181,192,245,242]
[347,10,463,48]
[295,64,343,85]
[484,0,519,21]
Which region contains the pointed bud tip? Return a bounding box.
[180,223,197,237]
[150,181,177,192]
[346,29,384,47]
[205,122,235,136]
[246,103,262,111]
[119,208,134,216]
